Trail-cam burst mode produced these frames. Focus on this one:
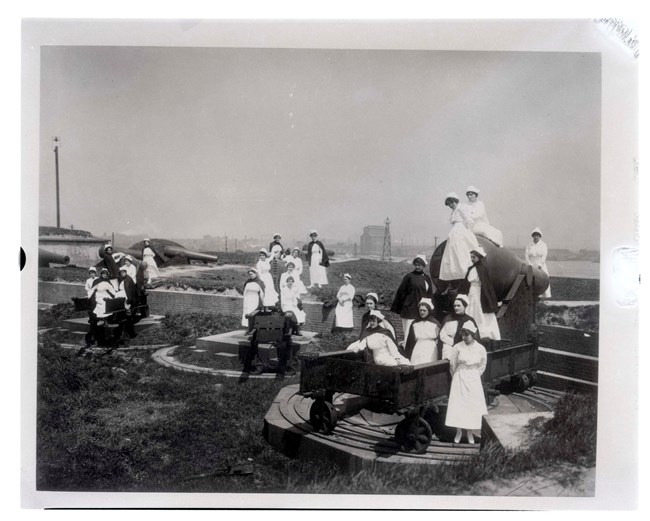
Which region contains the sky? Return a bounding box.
[39,46,601,250]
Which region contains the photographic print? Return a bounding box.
[21,19,639,510]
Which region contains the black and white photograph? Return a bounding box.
[19,15,640,511]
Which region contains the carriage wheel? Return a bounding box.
[309,399,338,434]
[527,371,539,387]
[395,417,432,454]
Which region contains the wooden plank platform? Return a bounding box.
[538,348,598,383]
[537,324,598,357]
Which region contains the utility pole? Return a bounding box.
[381,217,392,262]
[225,235,228,252]
[434,236,438,250]
[53,136,61,228]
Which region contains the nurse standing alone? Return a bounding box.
[444,321,488,444]
[333,273,355,331]
[306,230,329,288]
[525,227,551,299]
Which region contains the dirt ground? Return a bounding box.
[464,463,596,497]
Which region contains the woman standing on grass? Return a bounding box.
[403,298,441,364]
[241,268,265,333]
[439,193,479,282]
[360,292,397,340]
[256,249,279,307]
[444,322,488,444]
[333,273,355,331]
[306,230,329,288]
[465,246,501,341]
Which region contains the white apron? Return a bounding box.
[334,283,355,328]
[256,259,279,306]
[409,320,440,365]
[308,243,328,285]
[445,340,488,430]
[280,285,306,324]
[439,205,479,281]
[466,266,501,340]
[241,280,264,326]
[525,240,552,298]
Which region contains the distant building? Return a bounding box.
[360,225,385,255]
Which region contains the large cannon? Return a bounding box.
[98,239,219,267]
[38,248,70,268]
[430,236,549,344]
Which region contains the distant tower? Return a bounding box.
[381,217,392,262]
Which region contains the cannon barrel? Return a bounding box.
[161,246,219,263]
[38,248,70,267]
[430,236,549,300]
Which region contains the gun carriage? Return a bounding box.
[299,237,547,453]
[71,295,149,348]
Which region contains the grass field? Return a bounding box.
[36,304,598,494]
[36,331,597,494]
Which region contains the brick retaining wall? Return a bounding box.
[37,281,404,336]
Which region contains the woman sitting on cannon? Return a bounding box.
[439,193,479,283]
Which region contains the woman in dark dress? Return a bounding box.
[390,254,435,343]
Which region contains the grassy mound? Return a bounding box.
[536,302,599,333]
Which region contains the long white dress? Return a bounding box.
[466,266,501,340]
[346,330,412,367]
[142,247,161,281]
[439,204,480,281]
[241,280,264,327]
[409,320,440,365]
[465,199,504,247]
[256,259,279,306]
[445,339,488,430]
[525,240,551,298]
[90,280,117,318]
[335,283,355,328]
[308,242,328,286]
[280,285,306,324]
